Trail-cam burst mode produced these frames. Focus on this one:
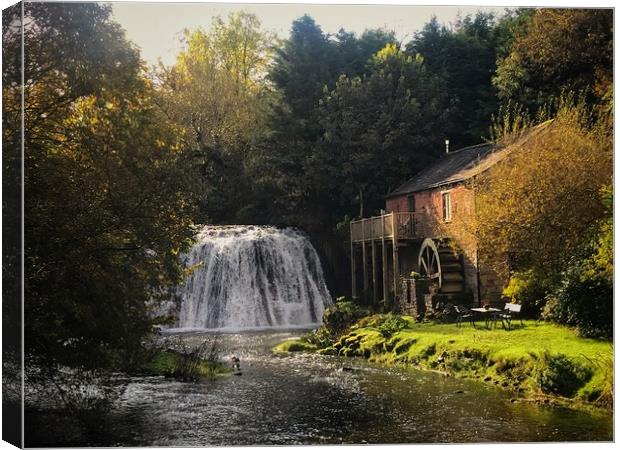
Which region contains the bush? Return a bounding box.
[542,214,612,338]
[290,298,369,351]
[543,263,612,338]
[301,326,335,348]
[502,269,549,316]
[579,352,613,408]
[535,352,593,397]
[372,314,409,337]
[322,298,369,335]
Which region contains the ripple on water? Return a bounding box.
[25,330,613,446]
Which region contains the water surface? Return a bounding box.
[26,330,613,446]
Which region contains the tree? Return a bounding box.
[3,3,23,355]
[333,28,398,80]
[211,12,275,88]
[316,43,447,218]
[12,3,200,371]
[264,16,397,225]
[542,186,613,338]
[262,16,398,293]
[493,9,613,112]
[492,8,535,60]
[407,12,502,146]
[455,100,612,316]
[260,16,338,226]
[269,15,337,127]
[3,5,25,442]
[156,12,275,223]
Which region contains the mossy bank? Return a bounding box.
[274,314,613,412]
[141,349,232,380]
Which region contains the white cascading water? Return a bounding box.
[177,226,332,330]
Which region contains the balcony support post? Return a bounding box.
[372,240,378,304]
[392,213,399,304]
[350,225,357,300]
[382,237,388,304]
[362,219,368,301]
[362,241,368,301]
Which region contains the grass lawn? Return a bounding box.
[363,318,612,364]
[276,315,613,411]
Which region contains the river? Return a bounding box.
[26,329,613,446]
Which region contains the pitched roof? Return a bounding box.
[386,142,503,197]
[386,121,551,198]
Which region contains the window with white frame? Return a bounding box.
[442,191,452,222]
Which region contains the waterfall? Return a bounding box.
[177,226,332,330]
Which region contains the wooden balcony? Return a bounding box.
[350,212,418,243]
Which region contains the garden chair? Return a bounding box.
[454,305,474,328]
[499,303,523,330]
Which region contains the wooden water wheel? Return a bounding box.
[417,238,442,288]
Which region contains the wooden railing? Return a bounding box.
[350,212,418,243]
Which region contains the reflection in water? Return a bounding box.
[26,331,613,446]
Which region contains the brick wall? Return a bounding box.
[386,184,474,237]
[385,196,408,213]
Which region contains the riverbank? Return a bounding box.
[141,348,232,380]
[274,314,613,412]
[25,330,613,445]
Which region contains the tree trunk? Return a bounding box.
[358,186,364,218]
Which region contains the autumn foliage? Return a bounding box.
[456,100,612,335]
[476,104,610,272]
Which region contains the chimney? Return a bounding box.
[445,139,450,154]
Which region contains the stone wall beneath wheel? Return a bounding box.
[398,278,419,317]
[397,278,437,320]
[396,242,421,279]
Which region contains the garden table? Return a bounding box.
[470,307,501,329]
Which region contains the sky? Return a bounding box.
[110,1,507,67]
